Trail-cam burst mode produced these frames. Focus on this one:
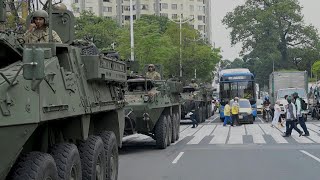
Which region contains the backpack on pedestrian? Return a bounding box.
[299,98,308,111]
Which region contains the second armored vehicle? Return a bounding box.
[124,65,182,149]
[181,85,213,123]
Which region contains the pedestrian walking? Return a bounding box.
[283,96,303,137]
[293,92,309,136]
[231,97,240,126]
[271,100,281,128]
[223,100,232,126]
[190,100,198,128]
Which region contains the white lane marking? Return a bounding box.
[246,124,266,144]
[180,125,191,133]
[291,130,314,144]
[257,116,264,123]
[227,125,245,144]
[300,150,320,163]
[307,124,320,135]
[187,125,216,144]
[122,134,140,141]
[172,125,203,145]
[210,125,229,144]
[172,152,184,164]
[208,116,219,124]
[259,124,288,144]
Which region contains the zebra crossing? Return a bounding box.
[122,123,320,145]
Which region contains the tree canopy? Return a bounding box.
[223,0,320,86]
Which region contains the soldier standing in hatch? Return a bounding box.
[189,79,199,89]
[24,10,62,43]
[146,64,161,80]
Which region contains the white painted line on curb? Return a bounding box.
[172,152,184,164]
[300,150,320,163]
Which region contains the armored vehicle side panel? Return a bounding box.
[0,9,125,180]
[124,78,182,149]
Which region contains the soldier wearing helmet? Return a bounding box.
[189,79,199,89]
[146,64,161,80]
[24,10,62,43]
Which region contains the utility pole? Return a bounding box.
[171,15,193,78]
[130,0,134,61]
[179,14,182,77]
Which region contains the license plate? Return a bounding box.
[239,115,243,119]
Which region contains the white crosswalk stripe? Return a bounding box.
[187,125,216,144]
[246,124,266,144]
[228,125,245,144]
[259,124,288,144]
[210,125,229,144]
[123,123,320,146]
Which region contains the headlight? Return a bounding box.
[143,95,150,102]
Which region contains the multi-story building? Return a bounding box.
[72,0,211,42]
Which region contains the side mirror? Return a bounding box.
[23,47,45,80]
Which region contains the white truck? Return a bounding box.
[269,71,309,116]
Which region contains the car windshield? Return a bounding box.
[277,89,307,99]
[230,100,251,108]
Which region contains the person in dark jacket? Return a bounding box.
[190,100,198,128]
[293,92,309,136]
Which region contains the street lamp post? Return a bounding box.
[171,14,193,78]
[130,0,134,61]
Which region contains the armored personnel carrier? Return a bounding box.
[0,7,125,180]
[181,85,213,123]
[124,64,182,149]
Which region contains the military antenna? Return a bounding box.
[48,0,53,42]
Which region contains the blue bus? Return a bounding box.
[218,69,257,122]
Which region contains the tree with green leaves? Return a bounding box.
[223,0,319,64]
[75,11,119,49]
[223,0,320,86]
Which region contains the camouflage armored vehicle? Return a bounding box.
[181,85,213,123]
[124,64,182,149]
[0,7,125,180]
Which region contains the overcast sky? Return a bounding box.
[211,0,320,60]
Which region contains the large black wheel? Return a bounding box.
[171,114,177,143]
[155,115,168,149]
[49,143,82,180]
[79,136,106,180]
[98,131,119,180]
[167,115,172,146]
[175,113,180,141]
[10,152,58,180]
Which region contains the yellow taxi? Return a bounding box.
[230,98,254,124]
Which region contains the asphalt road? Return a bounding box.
[119,114,320,180]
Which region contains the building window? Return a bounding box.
[160,13,168,17]
[198,15,203,21]
[103,0,111,2]
[172,14,178,19]
[141,4,149,10]
[171,4,177,10]
[189,5,194,11]
[160,3,168,10]
[103,6,112,12]
[180,4,183,10]
[198,25,204,31]
[74,0,78,3]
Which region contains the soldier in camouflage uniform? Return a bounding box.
[189,79,199,89]
[146,64,161,80]
[24,10,62,43]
